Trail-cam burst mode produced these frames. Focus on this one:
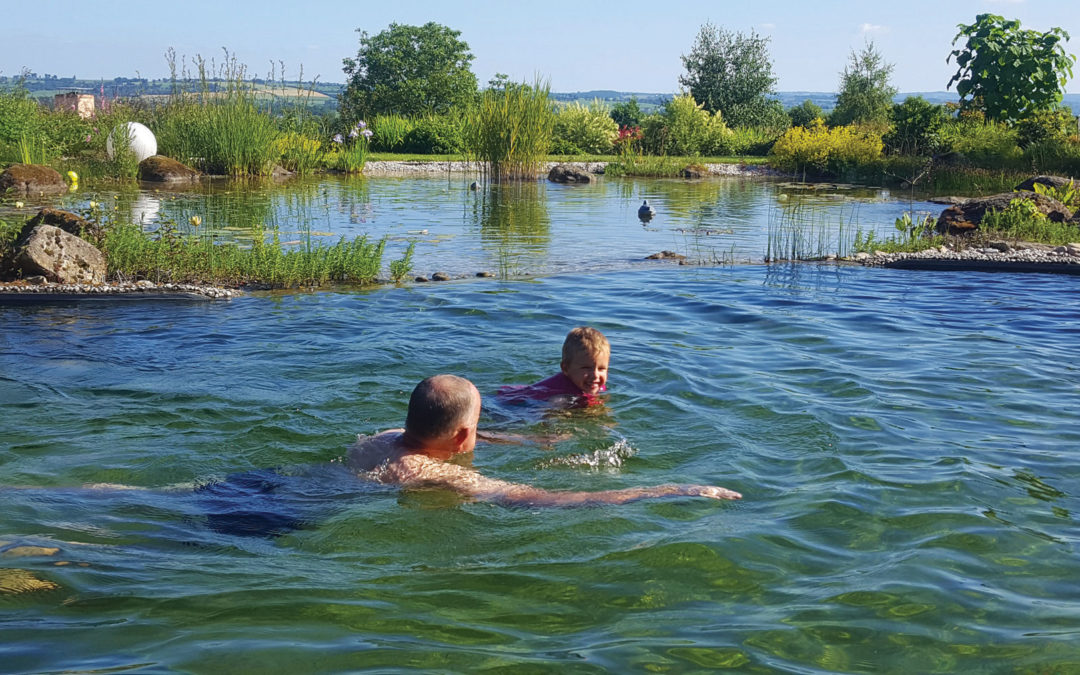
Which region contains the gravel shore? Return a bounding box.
[0,280,239,300]
[854,242,1080,274]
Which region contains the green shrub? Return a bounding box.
[1015,106,1076,148]
[1024,136,1080,176]
[551,100,618,155]
[402,114,463,154]
[713,126,780,156]
[664,94,714,156]
[884,96,950,156]
[938,119,1021,166]
[638,93,732,156]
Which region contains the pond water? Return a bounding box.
[2,256,1079,671]
[25,172,942,278]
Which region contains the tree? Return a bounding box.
[679,22,778,128]
[883,96,950,156]
[788,99,824,128]
[610,97,643,128]
[947,13,1076,123]
[340,22,478,121]
[830,42,897,127]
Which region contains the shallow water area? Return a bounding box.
[2,261,1079,672]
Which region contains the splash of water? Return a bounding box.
[540,437,637,471]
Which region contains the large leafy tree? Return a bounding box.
[830,41,897,127]
[340,22,478,121]
[679,22,778,128]
[947,13,1075,123]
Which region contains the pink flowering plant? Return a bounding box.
[331,120,373,173]
[614,125,643,157]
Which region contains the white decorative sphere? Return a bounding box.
[106,122,157,162]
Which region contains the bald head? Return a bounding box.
[405,374,480,441]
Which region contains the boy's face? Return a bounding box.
[561,350,609,396]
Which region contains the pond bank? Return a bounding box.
[361,160,778,177]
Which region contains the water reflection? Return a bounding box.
[54,174,945,276]
[472,182,550,277]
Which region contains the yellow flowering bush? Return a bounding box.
[771,119,883,175]
[273,131,323,175]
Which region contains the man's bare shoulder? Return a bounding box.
[346,429,405,473]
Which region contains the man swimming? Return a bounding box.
[348,374,741,506]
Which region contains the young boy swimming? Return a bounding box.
[499,326,610,407]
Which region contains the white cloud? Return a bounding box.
[860,23,888,35]
[760,23,776,30]
[987,0,1024,4]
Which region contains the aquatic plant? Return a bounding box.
[463,78,554,181]
[328,121,372,173]
[389,242,415,282]
[765,197,857,261]
[97,218,391,287]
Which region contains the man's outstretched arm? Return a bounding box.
[413,462,740,506]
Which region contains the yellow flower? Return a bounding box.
[89,201,98,209]
[189,215,202,227]
[14,201,24,208]
[67,170,79,183]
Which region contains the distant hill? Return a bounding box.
[553,90,1080,116]
[4,75,1078,116]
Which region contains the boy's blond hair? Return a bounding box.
[561,326,610,364]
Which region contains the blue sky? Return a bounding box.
[6,0,1078,93]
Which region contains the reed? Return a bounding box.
[152,49,280,176]
[463,79,554,181]
[765,198,857,261]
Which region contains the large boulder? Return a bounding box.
[138,155,199,183]
[1014,175,1076,192]
[0,164,68,196]
[19,208,99,242]
[548,164,593,184]
[936,191,1073,235]
[13,225,106,284]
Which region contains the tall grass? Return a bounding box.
[463,79,554,181]
[152,49,280,176]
